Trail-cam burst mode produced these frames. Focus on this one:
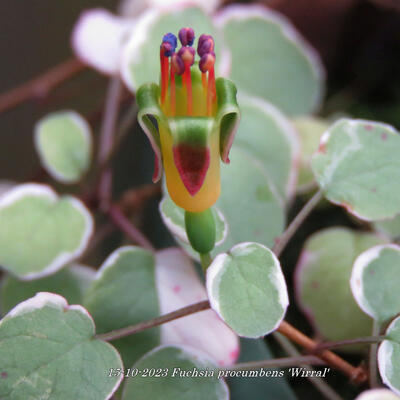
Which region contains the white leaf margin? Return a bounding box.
[350,244,400,321]
[121,4,231,92]
[119,0,222,17]
[0,184,94,280]
[378,316,400,397]
[213,4,326,113]
[0,292,123,400]
[121,8,165,91]
[72,8,135,75]
[312,118,400,221]
[34,110,93,184]
[206,242,289,338]
[94,245,152,281]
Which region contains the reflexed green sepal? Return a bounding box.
[215,77,240,163]
[136,83,166,182]
[185,208,216,254]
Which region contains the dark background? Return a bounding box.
[2,0,400,180]
[1,1,399,398]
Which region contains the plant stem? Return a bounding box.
[225,356,326,372]
[313,336,385,352]
[108,205,155,252]
[97,78,123,165]
[104,102,138,166]
[97,77,123,211]
[200,252,212,272]
[297,181,318,196]
[369,320,381,388]
[277,321,367,384]
[274,332,343,400]
[96,299,366,385]
[0,58,86,114]
[273,190,323,256]
[97,300,210,342]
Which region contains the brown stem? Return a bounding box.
[119,184,161,215]
[95,295,366,386]
[369,320,381,388]
[96,300,210,341]
[108,205,155,252]
[313,336,385,352]
[0,58,86,114]
[103,101,138,167]
[274,332,344,400]
[277,321,368,384]
[227,356,326,371]
[82,222,116,260]
[97,78,123,165]
[97,78,123,211]
[273,190,323,256]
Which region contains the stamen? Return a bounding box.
[199,52,216,116]
[178,27,195,47]
[170,53,184,116]
[169,61,176,116]
[178,47,195,115]
[197,34,214,57]
[160,45,169,104]
[160,33,177,104]
[207,65,216,116]
[202,72,207,90]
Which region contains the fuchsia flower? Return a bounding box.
[137,28,240,212]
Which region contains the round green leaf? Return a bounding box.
[356,389,400,400]
[216,147,284,255]
[216,4,324,116]
[311,118,400,221]
[374,215,400,240]
[121,6,221,91]
[0,264,95,314]
[295,228,385,348]
[235,95,300,200]
[228,338,296,400]
[378,316,400,396]
[122,345,228,400]
[0,292,123,400]
[0,184,94,280]
[351,244,400,323]
[292,116,329,190]
[206,242,288,338]
[84,246,160,368]
[35,111,92,184]
[159,196,227,246]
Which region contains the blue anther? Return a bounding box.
[161,33,177,56]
